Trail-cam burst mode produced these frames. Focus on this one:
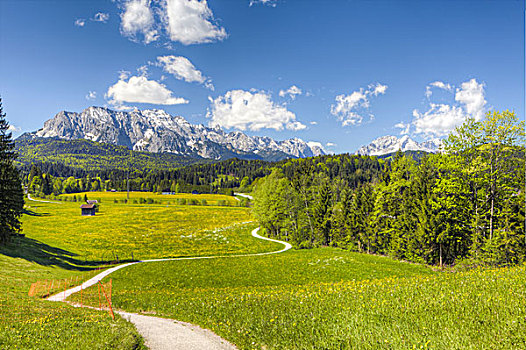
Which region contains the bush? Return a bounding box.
[177,198,186,205]
[217,200,226,206]
[200,199,207,206]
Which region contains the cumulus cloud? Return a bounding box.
[86,91,97,100]
[118,0,226,45]
[162,0,227,45]
[394,122,411,135]
[279,85,302,99]
[75,19,86,27]
[455,78,486,120]
[249,0,278,7]
[207,89,306,131]
[412,78,487,138]
[106,75,188,105]
[326,142,336,147]
[425,81,453,98]
[156,55,213,89]
[120,0,159,44]
[92,12,110,23]
[412,104,466,137]
[330,83,387,126]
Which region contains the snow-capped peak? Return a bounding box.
[32,106,325,161]
[356,135,442,156]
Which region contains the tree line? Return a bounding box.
[253,111,525,267]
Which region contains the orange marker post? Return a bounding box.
[99,281,115,320]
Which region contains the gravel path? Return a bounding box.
[27,193,63,204]
[48,227,291,349]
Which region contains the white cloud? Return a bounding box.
[75,19,86,27]
[92,12,110,23]
[86,91,97,100]
[279,85,302,99]
[412,104,466,137]
[120,0,159,44]
[412,78,487,138]
[455,78,486,120]
[156,55,213,89]
[331,83,387,126]
[310,121,318,125]
[106,75,188,105]
[425,81,453,98]
[326,142,336,147]
[162,0,227,45]
[430,81,452,91]
[249,0,278,7]
[394,122,410,135]
[207,89,306,131]
[118,0,226,45]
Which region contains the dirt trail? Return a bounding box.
[48,227,291,349]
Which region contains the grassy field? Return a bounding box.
[9,191,526,349]
[0,251,145,350]
[71,248,526,350]
[59,191,241,206]
[22,192,275,262]
[1,191,267,349]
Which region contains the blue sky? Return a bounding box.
[1,0,524,153]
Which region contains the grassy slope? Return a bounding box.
[0,252,145,350]
[74,249,525,350]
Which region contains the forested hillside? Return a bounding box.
[15,137,205,174]
[253,111,525,267]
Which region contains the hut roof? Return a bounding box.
[80,204,95,209]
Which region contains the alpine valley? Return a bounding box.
[18,106,325,161]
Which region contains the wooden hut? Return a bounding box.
[80,203,96,216]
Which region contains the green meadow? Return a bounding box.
[0,251,145,349]
[1,192,261,349]
[74,254,525,350]
[22,192,272,261]
[3,191,525,349]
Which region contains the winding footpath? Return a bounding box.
[27,193,63,204]
[47,226,292,350]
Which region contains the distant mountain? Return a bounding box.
[356,135,442,156]
[22,106,324,161]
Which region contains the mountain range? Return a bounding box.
[21,106,325,161]
[355,135,443,156]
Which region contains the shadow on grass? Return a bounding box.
[0,236,135,271]
[22,209,50,217]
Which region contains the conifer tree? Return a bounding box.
[0,98,24,243]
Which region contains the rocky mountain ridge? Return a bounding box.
[25,106,324,161]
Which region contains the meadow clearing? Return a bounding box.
[1,192,264,349]
[4,191,525,349]
[22,192,276,261]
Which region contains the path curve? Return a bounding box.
[233,193,253,201]
[27,193,63,204]
[48,227,292,349]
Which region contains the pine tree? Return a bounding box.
[0,98,24,243]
